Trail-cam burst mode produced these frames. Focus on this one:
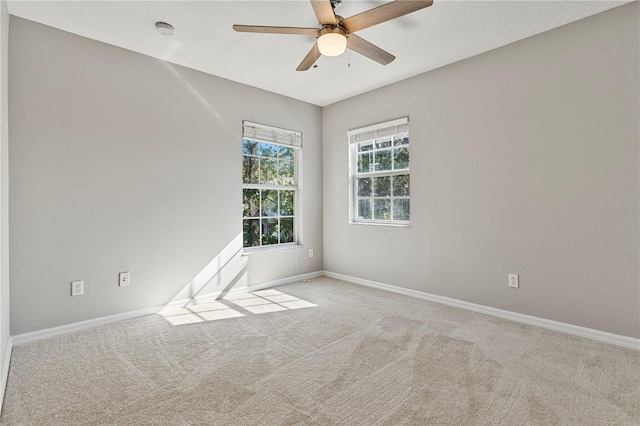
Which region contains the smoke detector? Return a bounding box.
[155,22,174,36]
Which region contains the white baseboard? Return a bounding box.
[323,271,639,351]
[16,269,633,350]
[11,306,163,346]
[192,270,322,304]
[0,337,13,410]
[11,270,324,346]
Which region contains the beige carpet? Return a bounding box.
[1,277,638,425]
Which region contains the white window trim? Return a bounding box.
[347,117,408,140]
[243,121,302,147]
[348,117,410,226]
[242,121,303,252]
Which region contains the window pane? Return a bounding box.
[278,145,294,159]
[242,131,299,249]
[375,150,392,171]
[260,157,277,185]
[393,199,410,221]
[280,190,295,216]
[279,159,294,186]
[357,199,372,219]
[280,218,294,243]
[392,174,410,197]
[243,219,260,247]
[393,147,409,170]
[358,142,373,152]
[393,134,409,146]
[242,155,259,184]
[349,123,409,226]
[260,142,278,158]
[357,177,372,197]
[243,189,260,217]
[242,139,260,155]
[261,219,279,245]
[261,190,278,216]
[376,138,392,149]
[374,199,391,220]
[357,153,372,173]
[373,176,391,197]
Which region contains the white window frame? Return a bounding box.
[348,117,410,226]
[242,121,302,251]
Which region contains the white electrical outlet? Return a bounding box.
[119,272,130,287]
[309,249,314,258]
[509,274,519,288]
[71,280,84,296]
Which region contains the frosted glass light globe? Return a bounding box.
[317,32,347,57]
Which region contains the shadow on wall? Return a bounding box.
[161,62,240,139]
[158,233,317,326]
[153,63,319,325]
[166,233,249,307]
[154,63,252,305]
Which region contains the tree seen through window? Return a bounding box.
[242,139,296,248]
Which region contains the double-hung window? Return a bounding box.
[242,121,301,249]
[349,117,410,225]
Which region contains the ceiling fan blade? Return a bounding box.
[310,0,337,26]
[296,42,321,71]
[233,25,318,36]
[347,34,395,65]
[341,0,433,33]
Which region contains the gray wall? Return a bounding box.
[9,17,323,335]
[0,0,10,399]
[323,3,639,338]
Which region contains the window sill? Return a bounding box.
[242,243,303,256]
[349,221,411,228]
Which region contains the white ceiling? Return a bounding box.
[7,0,630,106]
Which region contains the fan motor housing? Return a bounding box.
[318,26,347,38]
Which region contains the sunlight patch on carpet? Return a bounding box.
[226,289,317,315]
[243,303,288,314]
[159,289,317,325]
[163,313,205,326]
[159,300,245,325]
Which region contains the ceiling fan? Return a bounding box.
[233,0,433,71]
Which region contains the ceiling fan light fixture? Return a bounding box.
[317,27,347,57]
